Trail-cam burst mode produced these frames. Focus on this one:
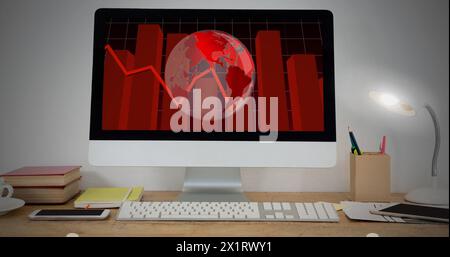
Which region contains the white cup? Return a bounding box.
[0,178,13,198]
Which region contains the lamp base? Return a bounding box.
[405,187,449,205]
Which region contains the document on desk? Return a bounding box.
[341,201,406,223]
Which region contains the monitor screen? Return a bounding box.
[90,9,335,141]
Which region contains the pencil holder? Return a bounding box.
[350,152,391,202]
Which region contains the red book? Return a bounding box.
[12,178,81,204]
[1,166,81,187]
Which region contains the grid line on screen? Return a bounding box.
[103,16,324,124]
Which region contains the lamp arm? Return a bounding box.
[424,104,440,177]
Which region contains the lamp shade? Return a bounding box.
[369,91,416,116]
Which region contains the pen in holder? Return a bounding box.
[350,152,391,202]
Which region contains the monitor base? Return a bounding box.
[178,167,248,202]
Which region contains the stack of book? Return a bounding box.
[1,166,81,203]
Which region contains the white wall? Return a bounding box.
[0,0,448,193]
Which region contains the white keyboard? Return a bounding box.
[117,201,339,222]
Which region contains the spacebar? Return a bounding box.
[160,215,219,219]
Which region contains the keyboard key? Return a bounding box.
[323,203,339,220]
[272,202,282,211]
[250,202,258,210]
[265,214,274,219]
[220,213,233,219]
[234,214,246,219]
[263,202,272,210]
[274,212,284,219]
[304,203,318,219]
[134,213,144,219]
[151,213,160,218]
[247,213,260,219]
[314,202,328,220]
[295,203,307,217]
[296,203,318,220]
[282,202,291,210]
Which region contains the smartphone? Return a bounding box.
[370,203,449,223]
[29,209,110,220]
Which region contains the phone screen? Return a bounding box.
[380,204,449,219]
[36,209,104,216]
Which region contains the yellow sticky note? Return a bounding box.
[76,187,130,202]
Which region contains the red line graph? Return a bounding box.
[104,44,228,102]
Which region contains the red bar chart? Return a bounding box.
[255,31,290,131]
[287,55,324,131]
[102,18,325,132]
[128,25,163,130]
[103,50,134,130]
[159,33,188,131]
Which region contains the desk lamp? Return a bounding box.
[369,91,449,205]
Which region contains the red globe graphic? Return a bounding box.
[165,30,255,118]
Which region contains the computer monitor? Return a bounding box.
[89,9,336,201]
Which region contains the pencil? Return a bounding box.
[348,126,362,155]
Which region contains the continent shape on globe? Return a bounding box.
[165,30,255,107]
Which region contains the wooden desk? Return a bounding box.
[0,192,448,237]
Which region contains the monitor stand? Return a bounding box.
[177,167,248,202]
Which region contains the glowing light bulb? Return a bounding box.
[369,90,416,116]
[379,93,399,106]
